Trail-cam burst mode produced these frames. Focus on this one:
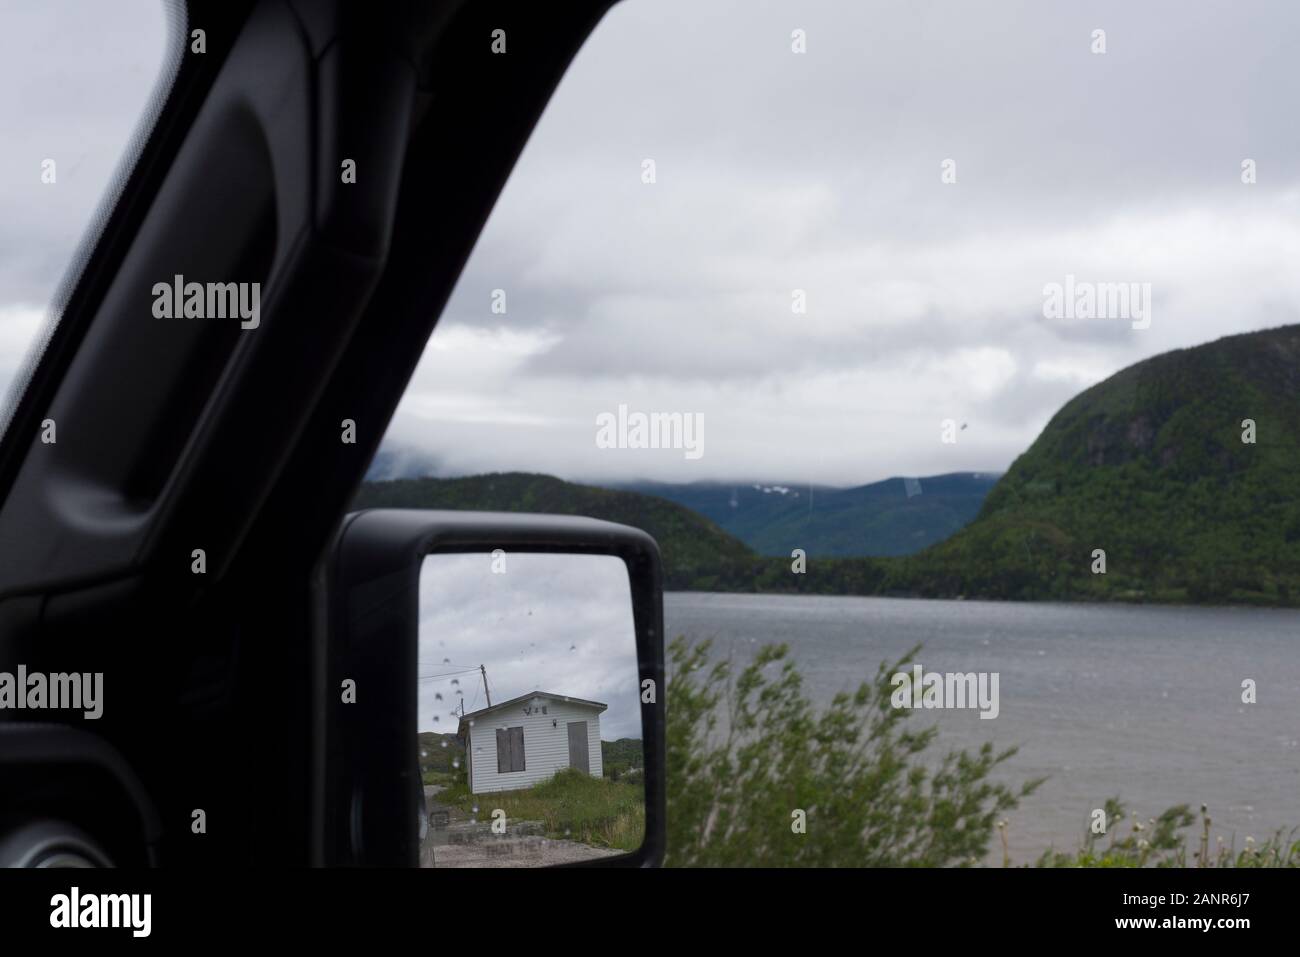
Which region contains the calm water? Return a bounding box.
[665,592,1300,863]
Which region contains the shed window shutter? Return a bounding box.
[510,726,526,772]
[496,728,510,773]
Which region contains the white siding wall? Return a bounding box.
[467,699,603,793]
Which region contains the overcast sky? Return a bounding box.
[383,0,1300,486]
[417,552,641,740]
[4,1,1300,488]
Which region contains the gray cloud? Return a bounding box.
[6,1,1300,487]
[378,0,1300,485]
[417,552,642,740]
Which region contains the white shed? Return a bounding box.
[456,691,606,794]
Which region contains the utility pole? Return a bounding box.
[480,664,491,707]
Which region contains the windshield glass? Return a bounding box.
[0,0,180,438]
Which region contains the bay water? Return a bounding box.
[665,592,1300,863]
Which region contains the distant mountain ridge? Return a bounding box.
[360,465,997,559]
[358,325,1300,606]
[353,468,997,589]
[616,472,998,557]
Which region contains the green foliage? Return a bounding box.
[417,731,464,777]
[663,636,1041,866]
[1032,800,1300,868]
[601,737,644,782]
[663,642,1299,868]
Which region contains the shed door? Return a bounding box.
[567,721,589,773]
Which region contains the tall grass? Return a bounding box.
[664,636,1040,866]
[440,769,645,852]
[1030,799,1300,868]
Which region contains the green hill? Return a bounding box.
[417,730,465,785]
[358,328,1300,606]
[891,325,1300,605]
[353,472,759,590]
[601,738,644,781]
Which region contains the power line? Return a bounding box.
[423,659,481,672]
[416,667,480,681]
[417,669,478,681]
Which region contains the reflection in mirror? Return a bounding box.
[416,551,644,867]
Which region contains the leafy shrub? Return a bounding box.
[664,636,1041,866]
[663,638,1299,868]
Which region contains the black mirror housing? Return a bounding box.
[317,509,665,867]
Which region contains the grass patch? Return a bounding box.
[443,769,645,852]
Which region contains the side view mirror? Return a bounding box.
[319,509,665,867]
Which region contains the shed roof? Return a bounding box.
[455,690,608,739]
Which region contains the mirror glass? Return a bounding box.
[415,551,645,867]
